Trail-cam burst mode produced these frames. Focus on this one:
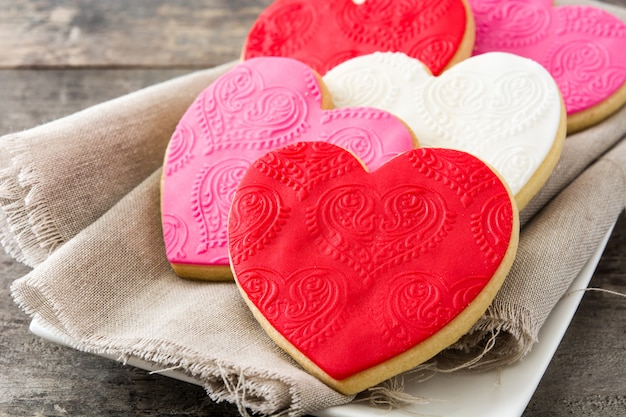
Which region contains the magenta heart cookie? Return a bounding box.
[469,0,626,132]
[228,141,519,394]
[243,0,475,76]
[161,57,416,280]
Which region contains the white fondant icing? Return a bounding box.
[323,51,563,197]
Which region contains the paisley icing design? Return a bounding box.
[242,1,317,58]
[243,0,471,75]
[409,34,460,73]
[199,64,309,154]
[191,159,250,259]
[469,0,626,129]
[161,57,415,279]
[229,142,518,393]
[165,122,196,176]
[237,267,348,350]
[162,214,189,260]
[407,144,501,208]
[471,0,553,48]
[333,0,451,49]
[321,127,387,168]
[324,51,565,209]
[377,271,458,349]
[470,192,515,263]
[237,267,282,321]
[254,141,363,201]
[306,184,455,284]
[548,39,623,112]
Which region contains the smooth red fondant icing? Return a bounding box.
[161,57,415,272]
[470,0,626,115]
[243,0,469,75]
[229,142,516,380]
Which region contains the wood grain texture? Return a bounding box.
[0,0,625,416]
[0,0,271,68]
[0,69,191,134]
[523,212,626,416]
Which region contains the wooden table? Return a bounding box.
[1,1,625,416]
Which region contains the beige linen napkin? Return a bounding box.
[4,1,626,416]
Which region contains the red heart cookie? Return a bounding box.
[242,0,475,76]
[228,142,519,394]
[470,0,626,132]
[161,57,416,280]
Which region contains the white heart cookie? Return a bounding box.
[323,51,567,209]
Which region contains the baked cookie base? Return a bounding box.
[567,80,626,133]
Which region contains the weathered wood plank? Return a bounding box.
[0,0,271,68]
[0,275,238,417]
[523,212,626,416]
[2,0,626,69]
[0,68,192,135]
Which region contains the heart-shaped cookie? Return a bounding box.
[161,56,416,280]
[469,0,626,132]
[323,51,566,210]
[228,141,519,394]
[242,0,475,76]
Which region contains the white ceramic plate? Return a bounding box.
[30,223,615,417]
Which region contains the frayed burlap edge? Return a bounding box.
[9,222,322,417]
[0,140,64,266]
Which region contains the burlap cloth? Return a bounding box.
[4,1,626,416]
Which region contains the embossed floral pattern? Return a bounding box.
[229,142,518,384]
[243,0,469,75]
[237,267,348,350]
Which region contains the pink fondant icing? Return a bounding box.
[161,57,415,273]
[470,0,626,114]
[229,142,517,384]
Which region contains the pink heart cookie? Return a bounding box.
[242,0,475,76]
[469,0,626,132]
[161,57,416,280]
[323,51,566,210]
[228,141,519,394]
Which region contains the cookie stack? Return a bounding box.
[159,0,626,395]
